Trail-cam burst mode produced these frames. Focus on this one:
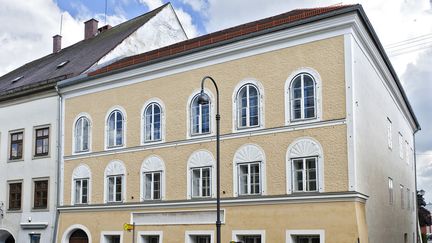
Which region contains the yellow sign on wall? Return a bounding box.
[123,223,134,231]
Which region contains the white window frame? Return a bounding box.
[232,79,264,132]
[237,162,262,196]
[400,184,404,209]
[233,144,266,197]
[285,68,322,125]
[141,98,165,144]
[388,177,393,205]
[71,164,92,205]
[74,178,89,205]
[387,117,392,149]
[187,89,215,138]
[140,156,166,201]
[72,113,92,154]
[138,231,163,243]
[100,231,123,243]
[105,106,127,150]
[405,141,409,165]
[185,230,214,243]
[286,229,325,243]
[232,230,265,243]
[291,157,318,193]
[191,167,212,198]
[104,160,126,203]
[398,132,404,159]
[187,150,216,199]
[61,224,93,243]
[143,171,162,200]
[286,137,324,194]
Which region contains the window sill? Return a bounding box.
[72,150,91,156]
[32,155,51,160]
[7,209,22,213]
[233,125,263,133]
[105,145,125,151]
[31,208,49,212]
[7,158,24,163]
[141,139,164,145]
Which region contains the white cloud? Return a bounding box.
[138,0,164,11]
[180,0,207,12]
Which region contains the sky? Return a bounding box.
[0,0,432,200]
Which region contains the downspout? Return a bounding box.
[414,128,421,243]
[52,85,63,243]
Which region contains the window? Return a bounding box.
[104,235,121,243]
[34,180,48,209]
[141,156,165,201]
[388,178,393,205]
[294,236,320,243]
[237,235,261,243]
[292,157,318,192]
[191,167,211,198]
[387,118,392,149]
[75,116,90,152]
[407,188,410,210]
[237,84,260,128]
[142,235,160,243]
[10,131,23,160]
[400,184,404,209]
[399,132,404,159]
[144,172,161,200]
[191,93,211,135]
[8,182,22,210]
[139,231,162,243]
[34,127,49,157]
[108,175,123,202]
[30,234,41,243]
[144,103,162,142]
[238,162,261,196]
[290,73,316,120]
[405,141,410,165]
[191,236,211,243]
[107,110,124,148]
[186,231,213,243]
[74,179,89,204]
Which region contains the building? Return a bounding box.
[0,4,187,243]
[54,4,420,243]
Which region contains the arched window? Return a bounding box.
[286,137,324,194]
[141,156,165,200]
[233,144,266,196]
[290,73,316,120]
[190,93,211,136]
[107,110,124,148]
[187,150,215,199]
[144,103,162,142]
[72,165,91,205]
[74,116,90,153]
[104,160,126,203]
[237,84,260,128]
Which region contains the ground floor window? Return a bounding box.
[294,235,320,243]
[238,235,261,243]
[139,231,162,243]
[30,234,41,243]
[103,234,121,243]
[191,235,211,243]
[286,230,323,243]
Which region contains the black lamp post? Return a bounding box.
[197,76,221,243]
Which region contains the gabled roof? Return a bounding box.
[0,3,168,100]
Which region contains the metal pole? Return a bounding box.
[200,76,221,243]
[132,222,135,243]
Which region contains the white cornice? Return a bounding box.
[58,192,368,212]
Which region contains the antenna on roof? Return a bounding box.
[104,0,107,25]
[59,13,63,36]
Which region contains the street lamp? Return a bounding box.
[197,76,221,243]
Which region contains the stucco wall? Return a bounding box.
[350,35,416,243]
[58,201,366,243]
[0,95,59,243]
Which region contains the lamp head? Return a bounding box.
[420,189,426,196]
[197,90,210,105]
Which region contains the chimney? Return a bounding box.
[84,18,98,40]
[53,35,62,53]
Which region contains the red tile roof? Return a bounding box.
[89,4,356,76]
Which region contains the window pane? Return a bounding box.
[108,113,116,146]
[115,176,122,201]
[116,112,123,145]
[202,103,210,133]
[82,119,89,151]
[108,177,114,202]
[293,160,303,191]
[75,180,81,203]
[145,173,152,199]
[153,173,161,200]
[250,163,260,194]
[239,164,248,195]
[192,169,200,197]
[202,168,211,197]
[82,180,88,203]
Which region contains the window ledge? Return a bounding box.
[6,209,22,213]
[32,155,51,160]
[31,208,49,212]
[7,159,24,163]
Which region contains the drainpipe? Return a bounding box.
[414,128,421,243]
[52,85,63,243]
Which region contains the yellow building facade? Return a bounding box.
[56,5,418,243]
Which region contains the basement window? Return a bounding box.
[57,60,69,69]
[11,76,23,83]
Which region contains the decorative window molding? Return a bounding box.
[232,230,265,243]
[187,150,216,199]
[71,164,91,205]
[286,229,325,243]
[185,230,214,243]
[141,98,166,144]
[186,89,215,139]
[140,155,165,201]
[286,137,324,194]
[285,67,322,125]
[233,144,266,197]
[232,79,265,132]
[105,106,127,150]
[72,113,92,154]
[138,231,163,243]
[104,160,126,203]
